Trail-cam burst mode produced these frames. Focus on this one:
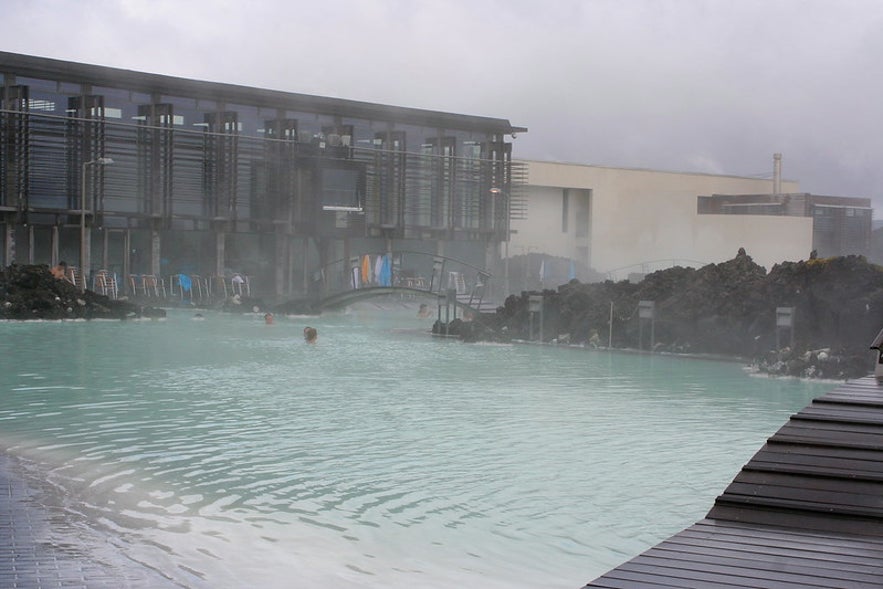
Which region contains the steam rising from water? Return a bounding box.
[0,308,835,587]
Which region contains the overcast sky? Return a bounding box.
[3,0,883,212]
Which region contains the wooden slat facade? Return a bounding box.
[583,376,883,588]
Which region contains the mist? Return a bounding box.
[2,0,882,209]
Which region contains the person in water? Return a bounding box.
[264,313,274,325]
[417,303,432,318]
[303,326,318,343]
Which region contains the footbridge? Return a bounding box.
[314,251,499,314]
[605,258,712,281]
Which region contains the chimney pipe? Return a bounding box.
[773,153,782,195]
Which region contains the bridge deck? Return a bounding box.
[583,377,883,589]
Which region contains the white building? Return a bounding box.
[509,159,813,283]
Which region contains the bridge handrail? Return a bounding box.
[605,258,711,279]
[320,250,493,279]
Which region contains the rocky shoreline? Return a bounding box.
[441,251,882,380]
[0,264,165,320]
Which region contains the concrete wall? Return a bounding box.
[511,160,811,280]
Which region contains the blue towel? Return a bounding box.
[380,255,392,287]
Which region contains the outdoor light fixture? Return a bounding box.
[80,157,114,292]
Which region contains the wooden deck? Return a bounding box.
[583,377,883,588]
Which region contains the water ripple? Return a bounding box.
[0,310,836,588]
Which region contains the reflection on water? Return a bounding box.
[0,307,836,588]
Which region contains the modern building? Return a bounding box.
[698,192,872,259]
[508,158,868,286]
[0,51,525,300]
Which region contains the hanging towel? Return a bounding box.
[380,254,392,287]
[374,255,384,285]
[361,255,371,284]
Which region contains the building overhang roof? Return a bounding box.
[0,51,527,135]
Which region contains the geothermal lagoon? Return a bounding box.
[0,306,836,588]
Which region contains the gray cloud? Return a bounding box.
[3,0,883,208]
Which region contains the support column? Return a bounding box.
[216,231,226,278]
[51,226,59,266]
[150,229,161,276]
[4,223,14,266]
[302,237,309,294]
[102,230,109,270]
[274,230,288,300]
[485,240,497,300]
[27,226,34,264]
[123,229,131,295]
[342,237,351,289]
[83,225,92,286]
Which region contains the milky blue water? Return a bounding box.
[0,305,836,588]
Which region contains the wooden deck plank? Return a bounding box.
[683,519,883,548]
[776,420,883,436]
[707,502,883,535]
[753,444,883,468]
[772,427,883,450]
[591,568,775,589]
[747,460,883,481]
[793,406,883,424]
[643,547,883,582]
[713,493,883,518]
[625,554,881,586]
[597,561,847,589]
[650,541,883,574]
[675,524,883,559]
[728,470,883,499]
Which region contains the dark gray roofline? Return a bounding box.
[0,51,527,134]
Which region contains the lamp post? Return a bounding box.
[80,157,114,292]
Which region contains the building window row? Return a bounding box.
[0,81,513,239]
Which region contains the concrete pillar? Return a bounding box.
[51,226,59,266]
[274,231,288,299]
[215,231,226,278]
[102,230,109,270]
[150,229,161,276]
[83,226,92,284]
[302,237,309,293]
[4,223,15,266]
[122,230,131,295]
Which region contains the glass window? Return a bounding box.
[15,76,65,114]
[319,162,364,211]
[227,103,261,136]
[93,86,149,120]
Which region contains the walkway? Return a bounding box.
[0,454,175,588]
[583,376,883,588]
